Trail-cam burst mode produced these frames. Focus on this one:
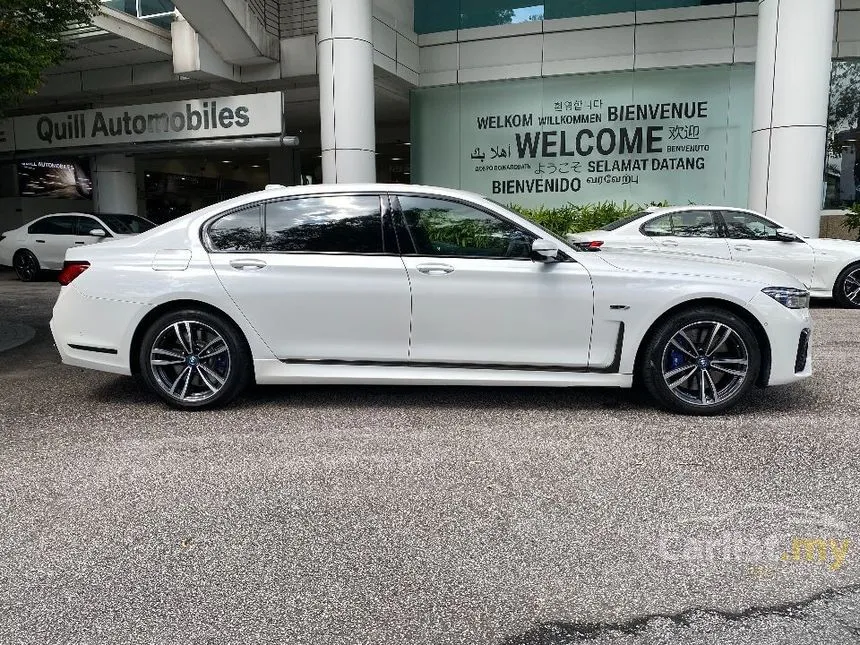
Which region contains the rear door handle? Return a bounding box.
[734,245,752,252]
[416,263,455,276]
[74,242,86,245]
[661,240,679,247]
[35,240,45,244]
[229,259,267,270]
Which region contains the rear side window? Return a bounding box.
[264,195,384,253]
[29,216,77,235]
[641,211,718,238]
[207,204,263,251]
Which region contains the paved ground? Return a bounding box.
[1,268,859,644]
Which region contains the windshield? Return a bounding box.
[601,210,651,231]
[98,214,156,235]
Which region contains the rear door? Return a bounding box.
[719,209,815,287]
[640,209,732,259]
[207,194,412,362]
[36,215,78,269]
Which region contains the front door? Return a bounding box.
[640,209,732,259]
[207,194,411,362]
[393,194,594,368]
[719,210,815,287]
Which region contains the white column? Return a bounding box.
[749,0,835,237]
[317,0,376,183]
[92,154,138,215]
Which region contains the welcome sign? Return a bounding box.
[11,92,283,151]
[412,65,755,208]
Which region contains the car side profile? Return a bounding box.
[0,212,156,281]
[50,184,812,415]
[568,205,860,308]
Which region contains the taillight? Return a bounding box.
[58,261,90,286]
[587,241,604,250]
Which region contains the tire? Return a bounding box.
[833,263,860,309]
[639,307,761,415]
[137,309,252,410]
[13,250,40,282]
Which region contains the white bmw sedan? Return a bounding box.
[568,205,860,308]
[50,184,812,415]
[0,212,156,281]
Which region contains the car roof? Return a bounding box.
[252,183,495,203]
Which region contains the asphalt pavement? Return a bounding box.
[1,268,859,645]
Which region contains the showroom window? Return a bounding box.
[101,0,176,27]
[415,0,737,33]
[264,195,385,254]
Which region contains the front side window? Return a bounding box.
[641,214,674,237]
[208,204,263,252]
[97,214,155,234]
[76,217,104,236]
[721,210,781,240]
[397,196,534,259]
[264,195,384,254]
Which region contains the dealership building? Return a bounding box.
[0,0,858,237]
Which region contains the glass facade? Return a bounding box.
[412,65,755,208]
[825,60,860,209]
[101,0,176,28]
[416,0,737,33]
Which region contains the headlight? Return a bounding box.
[762,287,810,309]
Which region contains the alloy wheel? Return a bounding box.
[13,253,38,281]
[842,268,860,306]
[661,320,749,407]
[149,320,232,404]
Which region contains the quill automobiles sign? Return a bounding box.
[7,92,283,152]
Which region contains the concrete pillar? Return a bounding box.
[317,0,376,183]
[749,0,836,237]
[92,154,138,215]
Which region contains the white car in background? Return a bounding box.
[0,212,156,281]
[568,205,860,308]
[50,184,812,415]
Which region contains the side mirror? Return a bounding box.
[88,228,107,238]
[532,238,559,261]
[774,228,800,242]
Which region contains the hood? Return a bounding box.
[595,248,806,290]
[804,236,860,258]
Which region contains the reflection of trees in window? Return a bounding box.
[404,206,527,256]
[827,61,860,206]
[209,227,261,251]
[265,214,383,253]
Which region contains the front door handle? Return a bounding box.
[229,258,267,270]
[74,242,86,245]
[35,239,45,244]
[661,240,679,247]
[416,263,455,276]
[734,245,752,252]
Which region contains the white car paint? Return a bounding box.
[0,212,155,272]
[568,205,860,301]
[49,184,812,413]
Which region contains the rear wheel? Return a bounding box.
[639,308,760,415]
[833,263,860,308]
[13,250,40,282]
[138,309,252,409]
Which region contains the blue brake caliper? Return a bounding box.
[669,349,685,370]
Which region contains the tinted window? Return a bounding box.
[208,205,263,251]
[97,213,155,234]
[76,217,103,236]
[641,214,674,237]
[670,210,718,238]
[641,211,717,238]
[398,196,533,258]
[264,195,384,253]
[722,210,780,240]
[29,215,77,235]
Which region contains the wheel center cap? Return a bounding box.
[697,356,711,369]
[187,355,199,367]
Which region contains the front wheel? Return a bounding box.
[833,263,860,309]
[138,309,252,409]
[639,308,761,415]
